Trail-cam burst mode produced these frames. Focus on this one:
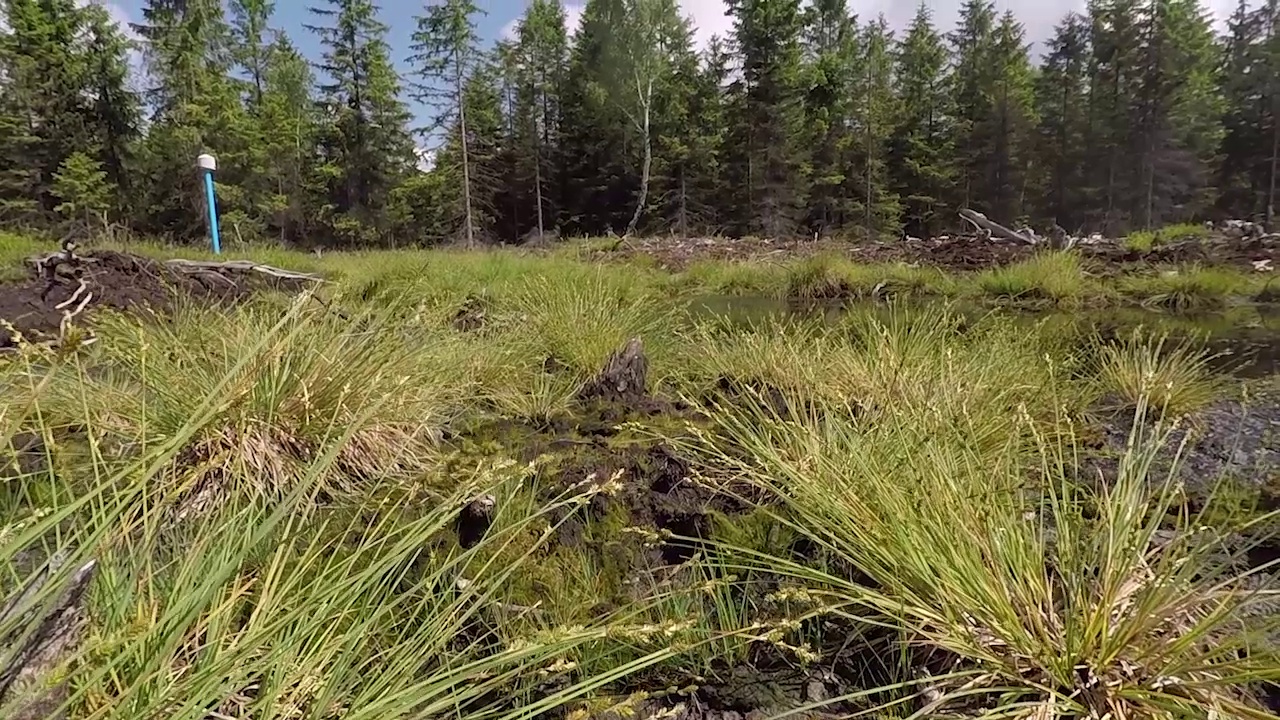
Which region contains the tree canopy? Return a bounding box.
[0,0,1275,246]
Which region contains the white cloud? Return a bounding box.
[681,0,733,49]
[415,145,436,171]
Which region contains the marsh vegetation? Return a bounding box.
[2,237,1279,719]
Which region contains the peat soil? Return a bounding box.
[588,232,1280,272]
[443,339,892,720]
[0,249,310,349]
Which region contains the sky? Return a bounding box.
[88,0,1238,136]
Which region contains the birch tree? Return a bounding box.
[411,0,485,245]
[600,0,685,236]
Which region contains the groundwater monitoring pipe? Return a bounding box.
[196,153,221,255]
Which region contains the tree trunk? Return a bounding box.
[1269,107,1278,231]
[534,145,545,240]
[456,52,475,247]
[678,171,688,238]
[624,95,651,237]
[1269,6,1279,230]
[864,54,873,241]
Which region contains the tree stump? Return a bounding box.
[577,337,648,404]
[450,294,487,332]
[456,494,496,549]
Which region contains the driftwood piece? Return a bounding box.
[577,337,648,404]
[958,209,1038,245]
[0,556,97,720]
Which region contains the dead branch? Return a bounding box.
[958,209,1038,245]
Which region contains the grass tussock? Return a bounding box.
[47,293,461,503]
[1120,266,1261,310]
[501,273,675,374]
[781,255,951,301]
[784,253,854,300]
[1092,329,1223,418]
[976,251,1089,306]
[678,259,782,297]
[1124,222,1212,253]
[683,395,1280,719]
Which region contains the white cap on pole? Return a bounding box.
[196,153,217,171]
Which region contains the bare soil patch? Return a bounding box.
[0,249,315,349]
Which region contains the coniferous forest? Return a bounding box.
[0,0,1278,248]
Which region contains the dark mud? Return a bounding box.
[0,250,310,349]
[1091,398,1280,504]
[1087,397,1280,587]
[591,233,1280,272]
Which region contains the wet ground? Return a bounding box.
[594,232,1280,272]
[690,294,1280,377]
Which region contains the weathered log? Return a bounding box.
[577,337,648,404]
[958,209,1038,245]
[162,258,323,283]
[26,252,323,285]
[0,557,97,720]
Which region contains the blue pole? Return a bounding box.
[202,169,221,255]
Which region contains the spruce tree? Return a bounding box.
[229,0,275,108]
[888,3,953,236]
[427,54,505,242]
[727,0,809,237]
[850,16,900,237]
[511,0,568,240]
[1217,0,1279,225]
[133,0,256,239]
[1130,0,1223,228]
[80,3,141,218]
[0,0,96,220]
[946,0,997,211]
[560,0,633,234]
[1085,0,1143,231]
[52,151,112,229]
[652,35,723,235]
[981,11,1036,223]
[307,0,416,245]
[1035,12,1091,228]
[259,34,319,242]
[801,0,858,236]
